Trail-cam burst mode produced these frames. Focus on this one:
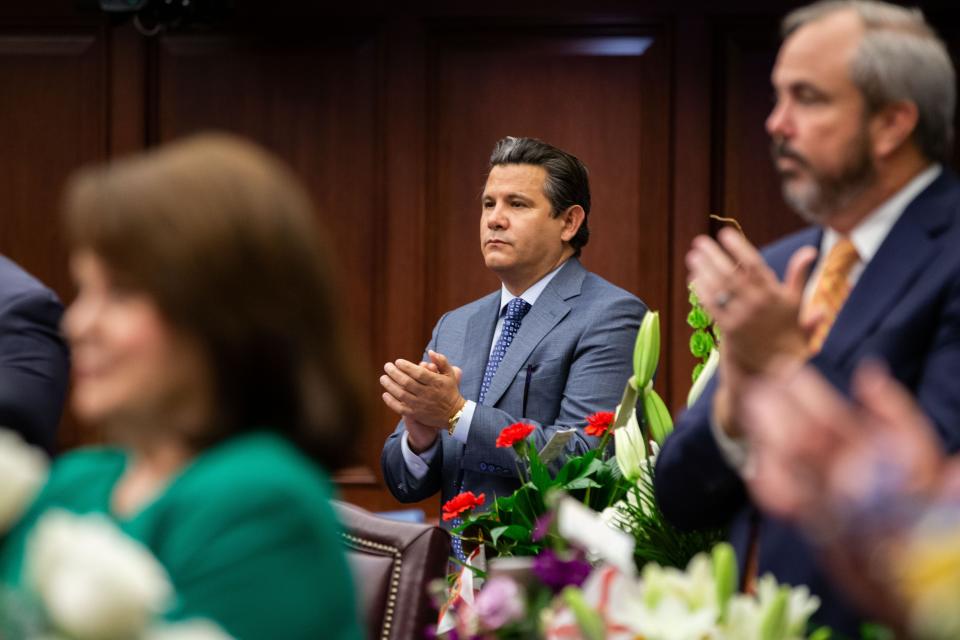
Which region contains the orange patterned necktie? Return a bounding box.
[805,237,860,353]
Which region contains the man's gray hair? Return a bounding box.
[784,0,955,163]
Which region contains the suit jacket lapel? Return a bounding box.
[460,292,500,402]
[822,171,958,363]
[481,259,583,407]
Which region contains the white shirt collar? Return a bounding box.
[498,260,568,313]
[820,164,942,262]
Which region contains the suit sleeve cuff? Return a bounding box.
[451,400,476,443]
[710,410,751,474]
[401,431,440,479]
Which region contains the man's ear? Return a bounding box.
[559,205,585,243]
[871,100,919,159]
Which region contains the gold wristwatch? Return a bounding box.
[447,403,465,436]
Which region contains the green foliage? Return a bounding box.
[456,440,632,559]
[690,329,716,359]
[687,307,711,330]
[692,362,705,383]
[604,459,723,570]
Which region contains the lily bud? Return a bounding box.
[712,543,737,622]
[760,586,790,640]
[615,405,646,482]
[632,311,660,389]
[642,388,673,446]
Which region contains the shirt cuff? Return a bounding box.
[401,430,440,479]
[710,410,751,474]
[451,400,476,443]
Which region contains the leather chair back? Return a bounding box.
[333,501,451,640]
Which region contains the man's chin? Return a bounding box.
[782,183,829,224]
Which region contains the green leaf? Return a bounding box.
[490,525,529,545]
[563,477,603,490]
[691,362,705,383]
[527,440,553,493]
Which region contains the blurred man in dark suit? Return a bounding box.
[0,255,69,452]
[656,1,960,634]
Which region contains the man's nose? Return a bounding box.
[766,100,794,139]
[486,204,508,229]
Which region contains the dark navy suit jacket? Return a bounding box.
[0,256,69,453]
[655,170,960,635]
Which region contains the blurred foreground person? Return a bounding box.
[0,134,364,639]
[0,255,69,453]
[741,361,960,639]
[655,1,960,633]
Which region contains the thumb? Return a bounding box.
[428,350,452,374]
[453,366,463,384]
[784,246,818,304]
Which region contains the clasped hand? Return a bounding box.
[380,350,464,429]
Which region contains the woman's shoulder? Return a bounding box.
[168,431,335,518]
[44,447,126,494]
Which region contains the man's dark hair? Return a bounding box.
[488,136,590,255]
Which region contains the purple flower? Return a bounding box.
[473,576,525,629]
[532,512,555,542]
[532,549,592,592]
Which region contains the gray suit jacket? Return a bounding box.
[381,258,646,520]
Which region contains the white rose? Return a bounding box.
[0,428,48,532]
[27,510,173,640]
[145,619,235,640]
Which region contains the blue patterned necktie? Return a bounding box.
[451,297,532,563]
[479,297,532,403]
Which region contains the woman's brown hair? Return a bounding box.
[62,133,365,470]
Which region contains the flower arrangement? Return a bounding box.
[436,494,824,640]
[441,311,722,569]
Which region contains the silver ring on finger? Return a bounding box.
[714,290,734,310]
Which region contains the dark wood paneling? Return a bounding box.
[0,32,105,295]
[426,27,672,376]
[152,31,386,485]
[715,20,805,247]
[0,30,108,448]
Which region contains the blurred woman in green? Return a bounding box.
[0,134,365,639]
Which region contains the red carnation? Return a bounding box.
[496,422,536,448]
[442,491,486,521]
[585,411,615,437]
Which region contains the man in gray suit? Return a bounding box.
[380,137,646,550]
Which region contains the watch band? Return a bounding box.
[447,406,464,436]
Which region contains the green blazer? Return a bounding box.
[0,431,362,640]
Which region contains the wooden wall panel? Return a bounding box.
[152,32,386,488]
[0,30,107,448]
[716,20,806,248]
[0,31,105,298]
[426,28,672,390]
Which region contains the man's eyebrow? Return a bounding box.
[787,79,829,97]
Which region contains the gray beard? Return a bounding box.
[771,132,877,224]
